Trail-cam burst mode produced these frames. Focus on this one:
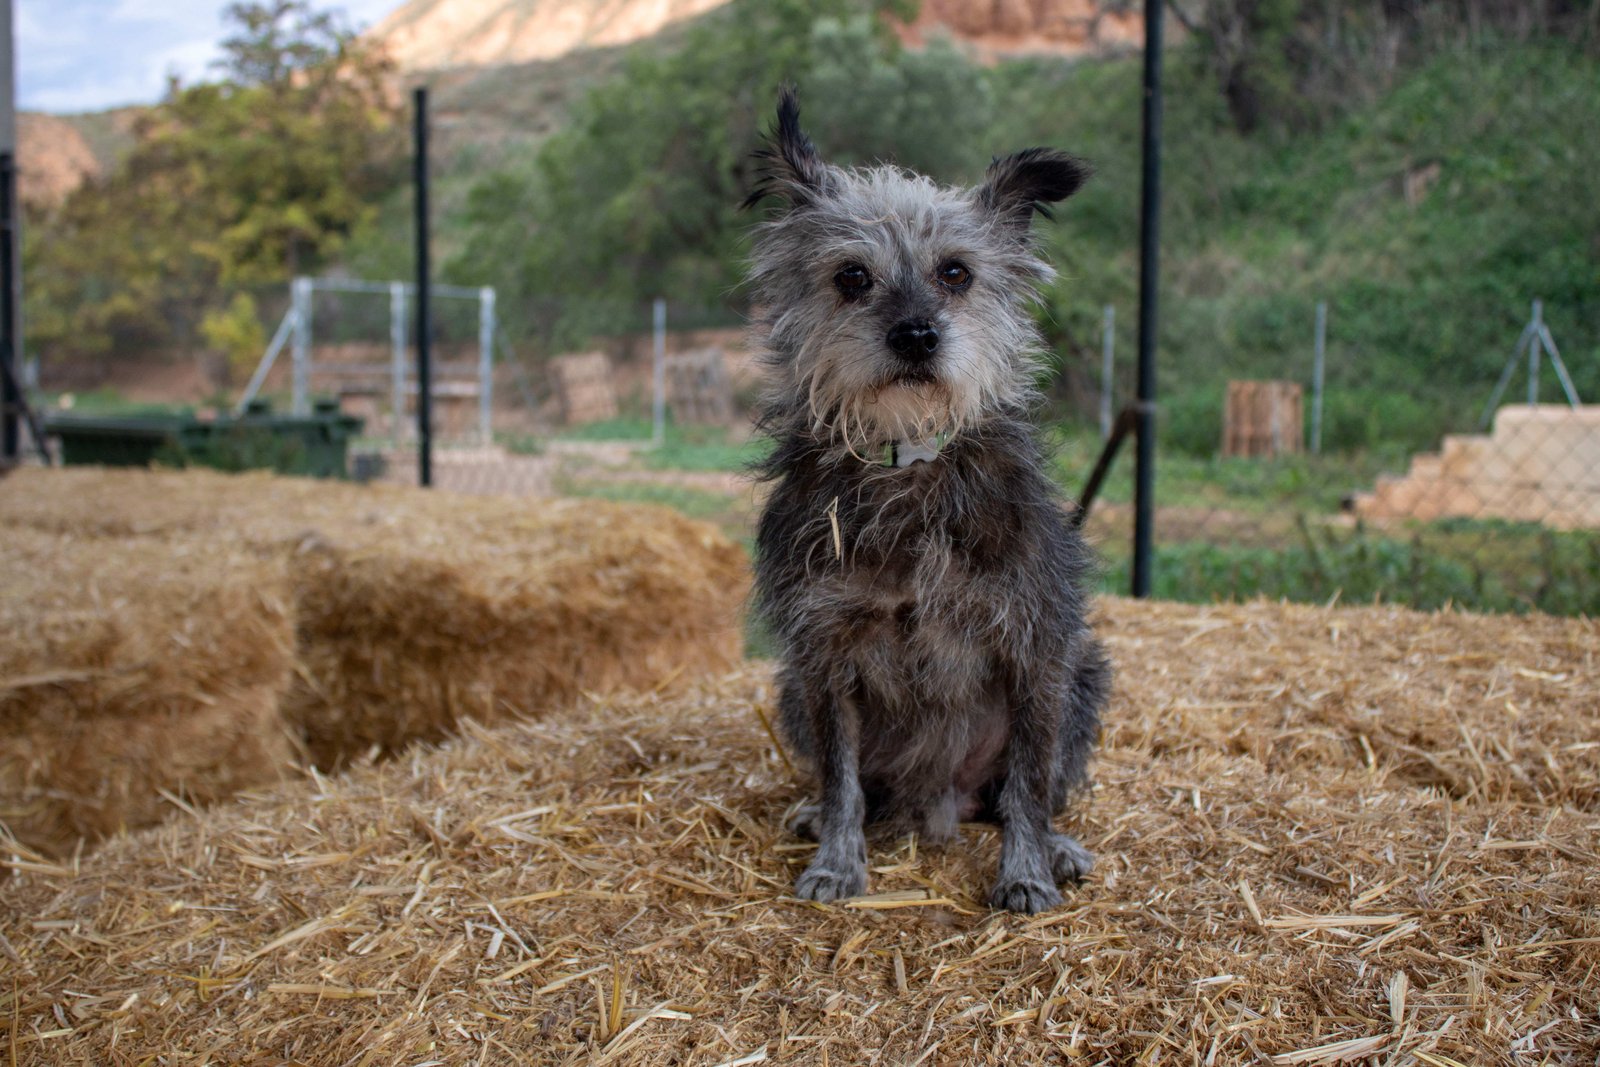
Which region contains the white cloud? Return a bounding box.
[18,0,401,113]
[105,0,216,24]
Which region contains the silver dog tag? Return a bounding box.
[895,438,941,467]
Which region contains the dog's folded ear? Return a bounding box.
[978,148,1092,227]
[744,86,834,210]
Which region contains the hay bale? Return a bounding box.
[2,599,1594,1064]
[0,465,347,540]
[665,347,733,424]
[280,497,749,766]
[0,467,750,769]
[551,351,619,424]
[0,527,297,855]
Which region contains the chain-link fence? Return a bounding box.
[14,278,1598,619]
[1069,295,1600,617]
[271,290,755,503]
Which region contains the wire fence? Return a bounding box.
[1077,296,1599,617]
[258,290,753,499]
[14,280,1599,618]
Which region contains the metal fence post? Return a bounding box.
[0,0,19,464]
[1132,0,1164,598]
[1311,300,1326,455]
[652,297,666,448]
[290,276,311,416]
[1527,299,1542,406]
[1100,305,1115,441]
[479,287,495,447]
[0,151,19,463]
[389,281,406,448]
[414,86,433,488]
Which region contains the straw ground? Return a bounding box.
[3,598,1595,1064]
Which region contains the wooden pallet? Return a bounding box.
[551,352,618,425]
[1222,380,1303,458]
[664,348,733,425]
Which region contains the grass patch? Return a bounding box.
[1099,520,1600,617]
[555,417,771,471]
[1049,426,1408,517]
[41,389,195,418]
[644,425,769,473]
[554,416,657,443]
[554,477,744,530]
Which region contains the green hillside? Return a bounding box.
[392,5,1598,457]
[1020,40,1600,455]
[29,0,1598,464]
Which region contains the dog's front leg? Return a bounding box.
[988,684,1064,914]
[793,678,868,902]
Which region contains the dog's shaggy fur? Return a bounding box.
[746,90,1111,914]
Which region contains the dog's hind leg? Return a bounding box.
[785,802,821,841]
[1051,636,1110,811]
[1038,638,1110,886]
[1048,832,1094,882]
[986,683,1066,914]
[791,673,869,902]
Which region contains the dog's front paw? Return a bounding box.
[1049,833,1094,883]
[988,876,1063,914]
[794,862,866,903]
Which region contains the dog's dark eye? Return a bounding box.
[936,261,972,290]
[834,264,872,298]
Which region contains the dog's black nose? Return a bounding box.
[887,320,940,358]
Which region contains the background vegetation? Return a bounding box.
[28,0,1599,450]
[23,0,402,382]
[19,0,1600,614]
[423,0,1599,454]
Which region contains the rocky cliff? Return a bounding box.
[17,113,101,210]
[365,0,1144,72]
[901,0,1144,55]
[368,0,732,71]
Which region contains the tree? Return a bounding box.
[217,0,351,86]
[1173,0,1600,133]
[24,1,401,374]
[448,0,990,350]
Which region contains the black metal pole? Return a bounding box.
[0,0,19,465]
[1131,0,1163,597]
[413,86,433,488]
[0,151,18,463]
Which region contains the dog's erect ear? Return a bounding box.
[744,87,833,210]
[978,148,1091,228]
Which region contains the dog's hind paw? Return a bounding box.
[1049,833,1094,883]
[785,803,821,841]
[987,876,1063,914]
[794,862,866,903]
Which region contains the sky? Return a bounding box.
[17,0,399,113]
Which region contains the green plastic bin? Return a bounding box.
[45,402,365,479]
[45,413,194,468]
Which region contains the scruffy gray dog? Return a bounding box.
[746,90,1111,914]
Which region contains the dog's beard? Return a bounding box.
[854,381,962,443]
[776,312,1036,458]
[797,359,1011,459]
[802,364,975,456]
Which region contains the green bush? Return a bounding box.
[1159,383,1226,458]
[157,427,321,477]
